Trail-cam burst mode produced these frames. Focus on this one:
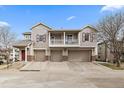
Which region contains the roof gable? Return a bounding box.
[31,23,52,30]
[82,25,98,32]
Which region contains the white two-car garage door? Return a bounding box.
[68,50,91,62]
[34,50,46,62]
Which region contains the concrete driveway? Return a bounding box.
[0,62,124,88]
[20,62,111,72]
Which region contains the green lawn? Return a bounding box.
[100,63,124,70]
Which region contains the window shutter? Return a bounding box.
[92,33,96,42]
[36,34,39,42]
[82,33,85,42]
[90,33,93,42]
[43,34,46,42]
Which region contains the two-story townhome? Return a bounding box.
[13,23,98,62]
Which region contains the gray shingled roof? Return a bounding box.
[48,29,81,32]
[13,40,32,47]
[23,32,31,35]
[48,25,98,32]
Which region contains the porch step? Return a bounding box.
[20,62,41,71]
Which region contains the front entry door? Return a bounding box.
[21,50,25,61]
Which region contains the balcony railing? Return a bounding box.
[50,39,79,45]
[50,39,64,45]
[65,39,78,45]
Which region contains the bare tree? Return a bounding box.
[97,12,124,67]
[0,22,16,68]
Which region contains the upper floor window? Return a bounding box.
[24,35,31,40]
[82,33,96,42]
[85,33,89,41]
[36,34,46,42]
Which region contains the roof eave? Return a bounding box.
[48,29,81,32]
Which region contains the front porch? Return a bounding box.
[13,47,28,62]
[13,40,33,62]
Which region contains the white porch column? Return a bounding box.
[95,45,98,56]
[19,50,21,61]
[92,49,95,56]
[49,32,51,45]
[91,48,97,61]
[30,44,34,55]
[12,47,16,62]
[78,32,80,45]
[64,32,65,45]
[25,47,27,62]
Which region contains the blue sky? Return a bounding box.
[0,5,124,39]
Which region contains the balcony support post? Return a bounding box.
[25,47,27,63]
[78,32,80,45]
[49,32,51,45]
[64,32,65,45]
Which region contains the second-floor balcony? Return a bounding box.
[49,31,80,47]
[50,39,79,47]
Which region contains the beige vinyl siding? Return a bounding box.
[68,50,91,62]
[79,27,97,47]
[31,25,51,48]
[34,50,46,62]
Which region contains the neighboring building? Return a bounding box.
[97,42,124,62]
[9,48,19,61]
[0,48,19,62]
[0,50,7,63]
[13,23,98,62]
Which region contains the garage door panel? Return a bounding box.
[51,50,62,62]
[34,50,46,62]
[68,50,91,62]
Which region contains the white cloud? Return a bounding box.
[0,21,10,31]
[0,21,10,27]
[101,5,124,12]
[66,16,76,21]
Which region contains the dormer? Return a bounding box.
[23,32,31,40]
